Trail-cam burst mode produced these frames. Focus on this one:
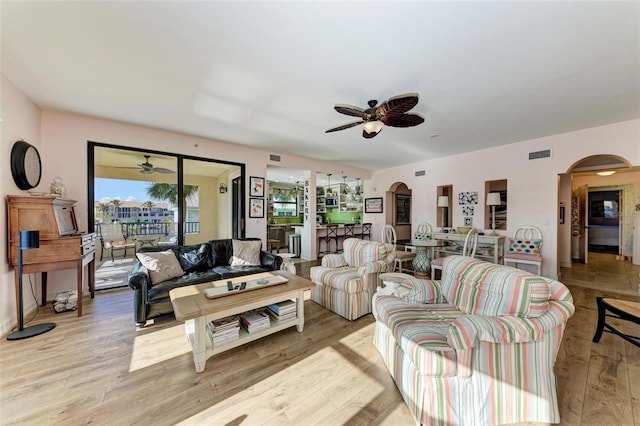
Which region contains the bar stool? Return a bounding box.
[321,224,340,255]
[341,223,356,252]
[359,223,372,240]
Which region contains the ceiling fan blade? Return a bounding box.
[152,168,176,174]
[114,166,142,169]
[378,93,420,118]
[334,104,367,119]
[382,112,425,128]
[325,121,363,133]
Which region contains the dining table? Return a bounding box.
[409,238,445,277]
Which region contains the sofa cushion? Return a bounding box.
[508,238,541,255]
[136,250,184,285]
[311,267,363,293]
[231,239,262,266]
[375,295,465,376]
[441,256,551,318]
[172,243,212,272]
[147,270,222,302]
[342,238,388,267]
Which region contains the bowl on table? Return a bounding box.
[457,226,473,234]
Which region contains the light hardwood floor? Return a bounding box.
[1,254,638,425]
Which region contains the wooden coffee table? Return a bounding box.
[170,271,315,373]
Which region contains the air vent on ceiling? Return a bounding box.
[415,170,426,177]
[269,154,281,162]
[528,149,551,160]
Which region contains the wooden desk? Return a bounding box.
[7,195,96,318]
[18,248,95,317]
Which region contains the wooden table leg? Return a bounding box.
[77,259,83,317]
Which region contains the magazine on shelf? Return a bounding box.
[267,299,296,315]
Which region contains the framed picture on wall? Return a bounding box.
[250,176,265,197]
[249,198,264,218]
[395,194,411,225]
[365,197,383,213]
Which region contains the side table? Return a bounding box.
[593,297,640,347]
[410,239,445,277]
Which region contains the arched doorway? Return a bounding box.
[558,154,638,270]
[386,182,412,243]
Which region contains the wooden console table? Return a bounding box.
[432,232,505,265]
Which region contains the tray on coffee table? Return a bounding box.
[204,272,289,299]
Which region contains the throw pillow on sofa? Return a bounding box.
[172,243,212,272]
[136,250,184,284]
[230,239,261,266]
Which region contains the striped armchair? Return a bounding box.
[372,255,575,425]
[311,238,395,320]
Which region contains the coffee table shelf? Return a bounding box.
[170,271,314,373]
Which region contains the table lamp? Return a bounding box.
[437,196,449,231]
[7,230,56,340]
[486,192,502,236]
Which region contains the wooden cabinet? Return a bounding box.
[432,232,505,265]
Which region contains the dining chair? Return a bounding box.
[381,224,416,273]
[503,225,543,275]
[431,227,478,279]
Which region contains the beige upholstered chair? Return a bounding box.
[381,224,416,273]
[504,225,543,275]
[431,227,478,278]
[98,224,136,262]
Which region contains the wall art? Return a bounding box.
[249,197,264,218]
[458,191,478,205]
[365,197,383,213]
[250,176,265,197]
[395,194,411,224]
[462,206,474,216]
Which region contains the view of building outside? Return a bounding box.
[94,178,200,238]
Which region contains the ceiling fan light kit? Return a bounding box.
[326,93,425,138]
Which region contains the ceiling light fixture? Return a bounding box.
[363,120,384,135]
[596,170,616,176]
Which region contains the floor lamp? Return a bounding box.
[7,230,56,341]
[437,196,449,231]
[487,192,502,236]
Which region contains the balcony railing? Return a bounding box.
[96,222,200,238]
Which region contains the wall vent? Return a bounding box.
[269,154,281,162]
[528,149,551,160]
[415,170,426,177]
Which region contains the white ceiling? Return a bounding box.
[2,1,639,172]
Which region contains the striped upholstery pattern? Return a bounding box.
[372,255,575,425]
[311,238,393,320]
[441,256,552,318]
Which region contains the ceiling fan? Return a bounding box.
[118,155,175,174]
[325,92,425,138]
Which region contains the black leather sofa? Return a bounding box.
[128,238,283,327]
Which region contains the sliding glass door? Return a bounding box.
[89,143,244,248]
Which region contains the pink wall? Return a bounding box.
[369,119,640,278]
[2,71,639,335]
[1,75,43,334]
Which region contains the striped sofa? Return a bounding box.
[372,256,575,425]
[311,238,395,320]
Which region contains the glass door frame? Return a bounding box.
[87,141,246,244]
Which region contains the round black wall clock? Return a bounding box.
[11,140,42,190]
